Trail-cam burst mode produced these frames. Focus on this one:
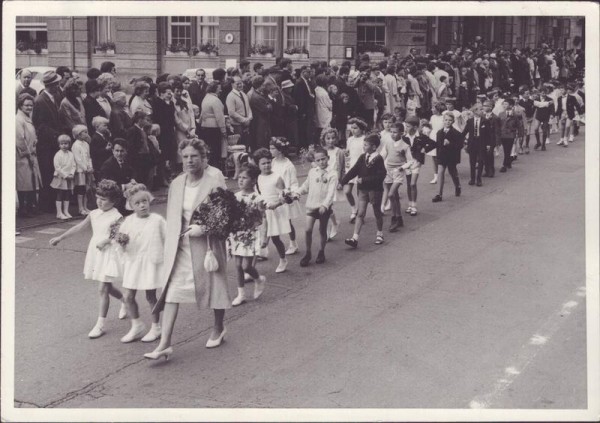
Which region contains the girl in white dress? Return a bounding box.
[231,163,267,306]
[343,118,368,223]
[71,125,94,216]
[50,135,76,220]
[50,180,127,339]
[320,128,345,240]
[428,102,446,184]
[254,148,290,274]
[269,137,301,255]
[118,183,166,343]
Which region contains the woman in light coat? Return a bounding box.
[314,74,333,138]
[145,138,231,360]
[16,93,43,217]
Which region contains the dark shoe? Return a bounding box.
[432,195,442,203]
[344,238,358,249]
[455,186,461,197]
[468,179,475,186]
[299,252,312,267]
[534,144,541,150]
[500,166,507,173]
[511,156,517,162]
[315,250,326,264]
[541,145,547,151]
[476,179,482,187]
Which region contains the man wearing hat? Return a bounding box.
[32,70,64,212]
[16,69,37,101]
[226,75,253,149]
[280,79,298,146]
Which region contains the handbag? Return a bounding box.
[204,236,219,272]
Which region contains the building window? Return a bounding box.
[249,17,310,56]
[285,17,309,51]
[251,16,278,50]
[16,16,47,51]
[357,17,386,46]
[198,16,219,46]
[168,16,192,48]
[94,17,114,44]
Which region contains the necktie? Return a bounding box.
[475,119,479,137]
[237,91,247,117]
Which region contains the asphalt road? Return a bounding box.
[12,129,588,410]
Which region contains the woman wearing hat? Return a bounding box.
[281,79,298,147]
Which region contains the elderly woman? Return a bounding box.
[145,139,231,360]
[59,78,86,134]
[129,81,153,116]
[109,91,133,139]
[199,81,227,170]
[16,93,43,217]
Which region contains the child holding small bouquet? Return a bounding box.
[116,183,166,343]
[230,163,267,306]
[50,179,127,338]
[254,148,291,274]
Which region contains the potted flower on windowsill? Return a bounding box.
[193,42,218,57]
[249,43,274,58]
[283,45,309,59]
[357,43,390,59]
[17,40,30,54]
[95,41,116,55]
[166,43,190,57]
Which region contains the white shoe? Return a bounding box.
[243,272,254,282]
[557,139,564,145]
[328,223,338,240]
[141,326,161,342]
[285,245,298,255]
[254,275,266,300]
[232,292,246,306]
[206,327,227,348]
[57,213,69,220]
[275,258,288,273]
[118,302,127,320]
[64,212,73,219]
[430,176,438,184]
[88,325,105,339]
[568,136,574,143]
[120,323,147,343]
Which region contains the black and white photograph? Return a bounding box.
[2,1,599,421]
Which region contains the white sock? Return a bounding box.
[131,318,142,328]
[376,231,383,237]
[352,233,359,241]
[237,287,245,297]
[96,316,106,327]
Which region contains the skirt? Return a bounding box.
[265,205,291,237]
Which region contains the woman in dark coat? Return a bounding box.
[432,112,463,202]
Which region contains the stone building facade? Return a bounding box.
[16,16,584,86]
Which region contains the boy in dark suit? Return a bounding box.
[341,133,387,248]
[432,113,463,202]
[462,104,492,186]
[481,100,501,176]
[498,99,522,172]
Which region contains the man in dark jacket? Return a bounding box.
[188,68,209,109]
[32,70,63,212]
[100,139,135,215]
[293,66,315,149]
[498,99,522,172]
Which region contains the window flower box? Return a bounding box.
[166,51,190,57]
[283,53,308,59]
[250,52,274,58]
[364,51,386,58]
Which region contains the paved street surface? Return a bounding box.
[13,130,587,409]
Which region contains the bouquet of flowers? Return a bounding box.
[230,199,265,248]
[190,188,264,247]
[280,189,299,205]
[109,217,130,247]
